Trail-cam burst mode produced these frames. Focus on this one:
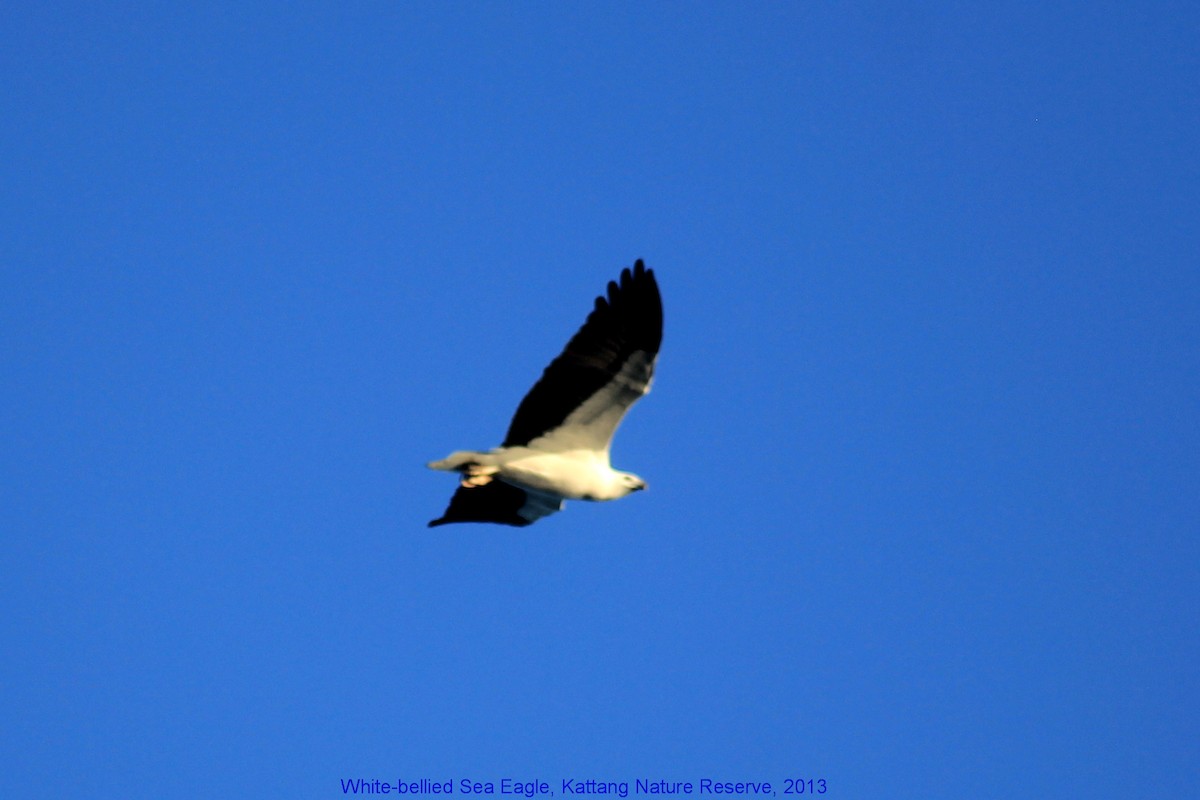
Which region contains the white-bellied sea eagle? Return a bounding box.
[427,259,663,526]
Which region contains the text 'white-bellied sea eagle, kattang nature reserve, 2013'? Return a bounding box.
[427,259,663,527]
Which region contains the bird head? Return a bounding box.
[617,472,648,495]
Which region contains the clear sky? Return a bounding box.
[3,2,1197,798]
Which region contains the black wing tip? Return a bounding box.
[603,259,656,308]
[599,258,662,348]
[610,258,659,301]
[623,257,652,283]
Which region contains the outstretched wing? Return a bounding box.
[502,259,663,454]
[428,480,563,527]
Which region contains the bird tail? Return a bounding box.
[427,450,491,472]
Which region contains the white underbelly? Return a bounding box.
[497,450,610,500]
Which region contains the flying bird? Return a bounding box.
[427,259,663,527]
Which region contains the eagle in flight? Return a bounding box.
[427,259,663,526]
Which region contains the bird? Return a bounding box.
[427,259,663,527]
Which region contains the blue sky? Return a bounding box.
[2,2,1197,798]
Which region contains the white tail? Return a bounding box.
[427,450,490,472]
